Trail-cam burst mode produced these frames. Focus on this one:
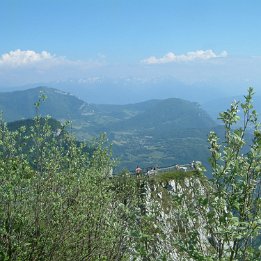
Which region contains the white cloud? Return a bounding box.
[0,49,107,86]
[0,49,107,70]
[142,49,228,64]
[0,49,57,66]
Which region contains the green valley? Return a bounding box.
[1,87,217,172]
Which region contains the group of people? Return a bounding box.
[135,161,197,175]
[135,166,157,175]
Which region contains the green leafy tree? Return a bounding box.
[206,87,261,260]
[170,87,260,260]
[0,96,135,260]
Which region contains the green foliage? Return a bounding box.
[206,87,261,260]
[0,102,129,260]
[152,170,197,183]
[172,87,261,260]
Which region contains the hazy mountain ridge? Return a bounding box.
[202,95,261,123]
[107,98,215,131]
[1,78,229,105]
[0,86,95,122]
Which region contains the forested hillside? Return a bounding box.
[0,87,95,121]
[0,87,217,171]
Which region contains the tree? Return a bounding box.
[170,87,261,260]
[0,97,134,260]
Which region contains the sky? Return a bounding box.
[1,0,261,102]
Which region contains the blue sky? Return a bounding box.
[1,0,261,100]
[2,0,261,59]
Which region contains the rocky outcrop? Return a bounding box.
[130,174,211,260]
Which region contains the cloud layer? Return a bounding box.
[0,49,107,86]
[142,49,228,64]
[0,49,57,66]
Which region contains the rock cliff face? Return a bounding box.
[130,174,211,260]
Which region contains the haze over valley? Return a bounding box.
[0,86,220,172]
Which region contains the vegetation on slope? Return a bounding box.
[0,86,94,121]
[0,87,217,170]
[152,170,197,183]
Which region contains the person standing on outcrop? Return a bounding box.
[135,165,142,175]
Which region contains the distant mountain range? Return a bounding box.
[0,77,229,105]
[0,86,225,172]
